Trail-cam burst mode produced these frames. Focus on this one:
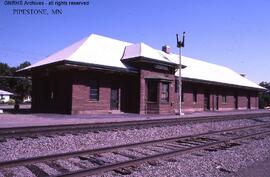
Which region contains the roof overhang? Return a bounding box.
[63,60,138,74]
[121,56,183,68]
[145,75,174,82]
[17,60,138,75]
[182,77,266,92]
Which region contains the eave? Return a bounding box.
[181,77,266,92]
[121,56,183,68]
[17,60,139,75]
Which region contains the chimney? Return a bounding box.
[240,73,246,77]
[162,45,171,54]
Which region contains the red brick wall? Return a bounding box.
[72,79,110,114]
[251,95,258,109]
[219,94,235,111]
[31,67,260,115]
[71,71,139,114]
[140,69,175,115]
[173,80,259,113]
[181,83,204,112]
[139,70,146,114]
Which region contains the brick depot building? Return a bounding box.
[19,34,265,114]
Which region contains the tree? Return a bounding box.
[0,63,12,92]
[0,61,31,103]
[259,82,270,109]
[17,61,31,70]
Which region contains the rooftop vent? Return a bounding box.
[162,45,171,54]
[240,73,246,77]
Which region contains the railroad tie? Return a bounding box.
[113,151,138,159]
[82,156,108,166]
[128,148,151,156]
[155,144,179,151]
[113,167,132,175]
[164,143,187,149]
[143,147,162,153]
[45,161,70,174]
[89,152,134,175]
[25,164,50,177]
[175,140,200,146]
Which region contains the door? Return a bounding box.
[110,88,119,110]
[204,92,210,110]
[234,94,238,109]
[247,95,251,109]
[215,94,219,110]
[146,80,158,114]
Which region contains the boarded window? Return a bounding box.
[89,81,99,101]
[147,81,158,102]
[161,82,169,102]
[193,90,197,103]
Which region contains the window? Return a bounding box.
[161,82,169,102]
[193,89,197,103]
[222,94,227,103]
[89,81,99,101]
[147,81,158,102]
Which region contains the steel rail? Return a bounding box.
[0,112,270,139]
[57,130,270,177]
[0,123,269,169]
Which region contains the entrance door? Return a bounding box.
[234,94,238,109]
[247,95,251,109]
[146,80,158,114]
[204,92,210,111]
[110,88,119,110]
[215,95,219,110]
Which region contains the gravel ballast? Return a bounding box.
[0,117,270,176]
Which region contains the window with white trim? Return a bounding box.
[89,81,99,101]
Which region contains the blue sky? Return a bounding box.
[0,0,269,83]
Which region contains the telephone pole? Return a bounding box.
[176,32,185,116]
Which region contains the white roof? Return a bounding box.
[21,34,264,90]
[22,34,132,71]
[0,90,13,95]
[122,43,175,64]
[175,56,264,90]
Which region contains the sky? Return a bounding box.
[0,0,269,83]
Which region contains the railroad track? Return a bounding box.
[0,112,270,141]
[1,123,270,177]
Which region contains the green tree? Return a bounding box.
[0,61,31,103]
[17,61,31,70]
[259,82,270,108]
[15,61,32,102]
[0,63,13,92]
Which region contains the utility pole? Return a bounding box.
[176,32,185,116]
